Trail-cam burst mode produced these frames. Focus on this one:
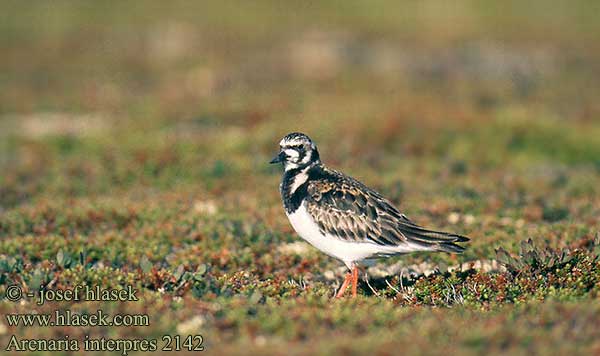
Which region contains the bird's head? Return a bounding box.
[270,132,321,171]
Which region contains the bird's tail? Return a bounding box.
[434,241,467,253]
[400,225,470,254]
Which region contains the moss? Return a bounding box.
[2,2,600,354]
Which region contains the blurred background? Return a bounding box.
[2,1,600,200]
[2,2,600,353]
[2,0,600,248]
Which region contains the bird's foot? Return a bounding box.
[335,272,352,298]
[335,266,360,298]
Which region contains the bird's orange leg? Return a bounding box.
[351,266,359,298]
[335,272,352,298]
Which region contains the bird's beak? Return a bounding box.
[269,151,284,164]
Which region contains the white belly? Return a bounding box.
[286,203,424,268]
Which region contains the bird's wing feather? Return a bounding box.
[305,169,469,247]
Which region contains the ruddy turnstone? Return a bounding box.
[270,132,470,298]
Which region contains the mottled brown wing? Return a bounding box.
[305,171,469,248]
[305,177,409,246]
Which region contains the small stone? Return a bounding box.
[255,335,267,346]
[323,270,335,280]
[464,214,475,225]
[447,212,460,224]
[176,315,205,335]
[277,241,311,256]
[194,200,217,216]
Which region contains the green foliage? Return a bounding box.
[495,239,576,274]
[2,1,600,354]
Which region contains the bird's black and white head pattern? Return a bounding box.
[270,132,322,214]
[275,132,320,171]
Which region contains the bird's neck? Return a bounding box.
[281,163,319,214]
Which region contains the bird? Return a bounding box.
[270,132,470,298]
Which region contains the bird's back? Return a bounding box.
[302,164,469,253]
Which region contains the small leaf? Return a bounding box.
[63,254,73,268]
[561,249,573,264]
[249,290,264,304]
[28,268,45,291]
[191,284,204,299]
[495,248,514,268]
[173,264,185,281]
[56,249,65,267]
[140,256,153,274]
[520,239,535,256]
[437,261,448,274]
[195,264,207,277]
